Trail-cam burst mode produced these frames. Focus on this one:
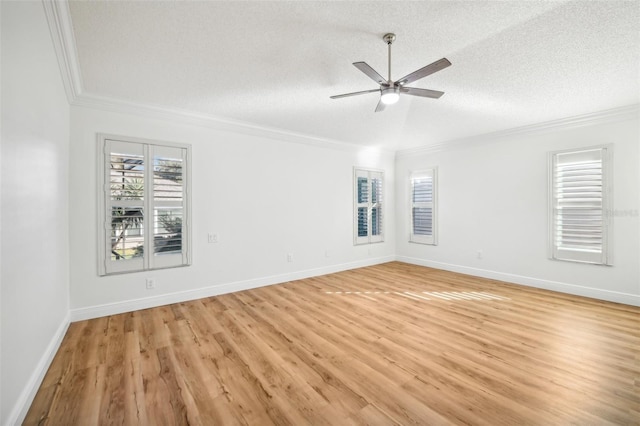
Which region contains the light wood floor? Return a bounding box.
[26,262,640,425]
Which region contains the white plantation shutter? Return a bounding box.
[370,173,383,240]
[104,140,145,274]
[550,147,611,265]
[354,168,384,245]
[410,169,437,245]
[99,135,191,275]
[150,145,189,270]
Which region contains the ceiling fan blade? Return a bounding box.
[400,87,445,99]
[396,58,451,86]
[353,62,387,85]
[375,99,386,112]
[330,88,380,99]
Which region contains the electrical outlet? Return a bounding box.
[477,251,483,260]
[287,253,294,263]
[325,250,330,258]
[146,278,156,289]
[208,233,218,243]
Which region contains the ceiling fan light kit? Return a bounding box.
[380,86,400,105]
[331,33,451,112]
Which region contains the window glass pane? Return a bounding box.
[371,206,382,236]
[110,207,144,260]
[371,178,380,204]
[554,152,603,253]
[357,207,368,237]
[413,177,432,203]
[110,153,144,201]
[154,208,182,255]
[153,154,183,256]
[357,177,368,203]
[413,207,433,236]
[154,156,183,202]
[354,169,383,244]
[549,147,610,264]
[410,169,436,244]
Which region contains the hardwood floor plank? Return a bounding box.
[210,331,288,425]
[25,262,640,425]
[232,295,371,418]
[219,298,349,424]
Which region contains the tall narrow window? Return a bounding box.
[98,135,191,275]
[549,146,611,265]
[354,168,384,245]
[410,169,437,245]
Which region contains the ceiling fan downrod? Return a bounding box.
[381,33,399,104]
[383,33,396,83]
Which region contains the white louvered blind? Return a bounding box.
[106,140,145,274]
[354,168,384,245]
[410,169,437,245]
[150,145,188,270]
[550,147,611,265]
[99,136,191,275]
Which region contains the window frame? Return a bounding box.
[353,167,384,245]
[97,133,192,276]
[409,168,438,245]
[548,145,612,265]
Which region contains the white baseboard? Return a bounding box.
[70,256,395,321]
[7,311,71,426]
[396,256,640,307]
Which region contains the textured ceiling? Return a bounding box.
[69,1,640,151]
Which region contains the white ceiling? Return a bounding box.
[68,1,640,151]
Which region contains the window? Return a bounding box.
[549,146,611,265]
[98,134,191,275]
[410,168,437,245]
[354,168,384,244]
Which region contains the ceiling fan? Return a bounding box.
[330,33,451,112]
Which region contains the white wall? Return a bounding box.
[1,2,70,424]
[0,3,635,422]
[69,106,395,316]
[395,117,640,305]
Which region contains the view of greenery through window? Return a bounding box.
[110,154,183,260]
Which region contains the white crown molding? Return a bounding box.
[42,0,83,102]
[41,0,391,155]
[397,103,640,158]
[72,93,390,154]
[42,0,636,157]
